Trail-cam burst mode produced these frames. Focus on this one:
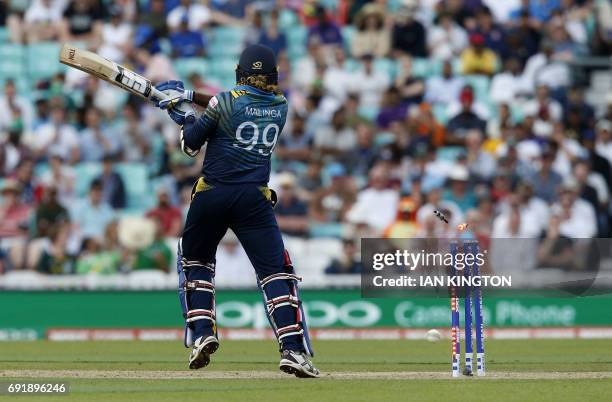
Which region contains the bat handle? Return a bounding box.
[149,87,169,103]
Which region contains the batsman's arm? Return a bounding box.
[193,92,213,108]
[180,95,220,157]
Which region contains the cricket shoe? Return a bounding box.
[188,336,219,369]
[279,350,320,378]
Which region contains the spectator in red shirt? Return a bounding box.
[0,179,32,239]
[145,188,183,237]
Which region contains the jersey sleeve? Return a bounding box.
[180,94,223,157]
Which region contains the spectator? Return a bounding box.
[257,9,287,56]
[395,55,424,106]
[35,186,69,239]
[427,11,468,59]
[384,197,420,238]
[60,0,104,46]
[391,0,427,58]
[314,107,356,155]
[521,40,570,91]
[522,84,562,138]
[474,6,506,57]
[215,231,255,286]
[79,107,120,161]
[353,55,391,110]
[118,103,152,163]
[76,237,121,274]
[595,120,612,166]
[139,0,168,38]
[167,0,211,31]
[275,114,313,166]
[274,172,309,238]
[0,180,32,239]
[95,156,126,209]
[324,238,362,274]
[446,86,487,144]
[489,58,529,105]
[31,104,79,163]
[442,167,478,212]
[132,218,172,272]
[460,33,498,76]
[406,103,446,148]
[0,79,34,134]
[145,188,183,237]
[346,164,399,233]
[465,130,497,180]
[307,4,343,48]
[40,153,77,206]
[310,164,357,223]
[376,86,407,129]
[551,179,597,238]
[341,123,378,176]
[351,3,390,58]
[169,14,206,58]
[24,0,64,43]
[527,147,563,203]
[506,10,541,65]
[0,128,32,177]
[98,4,132,62]
[71,179,115,239]
[425,60,465,107]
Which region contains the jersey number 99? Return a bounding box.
[234,121,280,156]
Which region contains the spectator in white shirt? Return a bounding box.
[346,164,400,234]
[425,60,464,107]
[314,106,356,154]
[98,5,132,62]
[40,153,77,206]
[490,58,529,105]
[552,179,597,238]
[427,11,468,60]
[25,0,66,42]
[167,0,211,31]
[31,105,79,163]
[352,55,390,110]
[595,120,612,166]
[522,85,563,138]
[521,40,570,92]
[0,80,34,135]
[321,48,356,115]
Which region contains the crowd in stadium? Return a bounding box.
[0,0,611,277]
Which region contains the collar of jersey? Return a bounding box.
[235,85,274,97]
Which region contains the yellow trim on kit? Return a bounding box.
[259,186,272,201]
[230,90,247,99]
[191,177,214,200]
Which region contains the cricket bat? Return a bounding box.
[59,44,167,102]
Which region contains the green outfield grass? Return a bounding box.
[1,339,612,401]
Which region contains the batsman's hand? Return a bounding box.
[167,106,196,126]
[154,80,194,110]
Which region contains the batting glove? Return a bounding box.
[167,107,196,126]
[154,80,194,109]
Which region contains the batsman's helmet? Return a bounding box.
[236,44,278,85]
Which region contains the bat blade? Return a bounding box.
[59,44,166,101]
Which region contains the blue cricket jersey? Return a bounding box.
[181,84,288,185]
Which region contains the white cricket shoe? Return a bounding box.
[188,336,219,369]
[279,350,320,378]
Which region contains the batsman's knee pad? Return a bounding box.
[258,250,314,356]
[177,239,217,348]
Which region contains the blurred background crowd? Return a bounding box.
[0,0,611,283]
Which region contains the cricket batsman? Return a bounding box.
[154,44,319,378]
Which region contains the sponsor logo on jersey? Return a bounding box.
[208,96,218,109]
